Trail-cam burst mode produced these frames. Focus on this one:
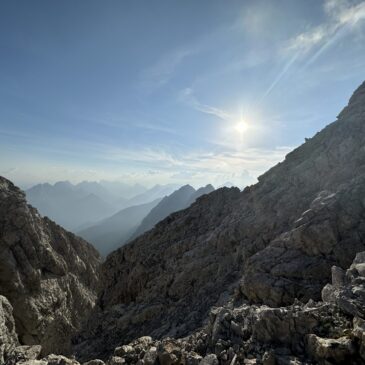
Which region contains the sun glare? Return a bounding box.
[234,121,248,134]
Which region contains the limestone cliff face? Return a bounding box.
[76,82,365,359]
[0,177,101,356]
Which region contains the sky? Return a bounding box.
[0,0,365,189]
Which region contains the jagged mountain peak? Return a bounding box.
[129,183,215,241]
[195,184,214,193]
[0,176,21,196]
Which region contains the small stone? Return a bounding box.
[43,354,80,365]
[114,345,134,357]
[199,354,218,365]
[262,350,276,365]
[12,345,42,361]
[106,356,126,365]
[157,341,182,365]
[82,360,105,365]
[143,346,157,365]
[185,352,202,365]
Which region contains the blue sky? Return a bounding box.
[1,0,365,188]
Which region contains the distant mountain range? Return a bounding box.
[130,184,215,240]
[25,181,179,231]
[77,198,162,257]
[78,184,215,256]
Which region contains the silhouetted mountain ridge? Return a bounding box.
[78,198,162,257]
[130,184,215,240]
[26,181,180,232]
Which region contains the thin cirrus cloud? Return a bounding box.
[174,0,365,130]
[137,20,241,93]
[286,0,365,60]
[178,87,233,122]
[100,144,292,180]
[138,47,195,92]
[3,142,292,188]
[260,0,365,101]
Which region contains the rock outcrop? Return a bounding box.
[17,248,365,364]
[25,250,355,364]
[0,177,101,356]
[0,296,18,363]
[76,82,365,360]
[241,177,365,306]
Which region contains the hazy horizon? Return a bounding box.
[1,0,365,188]
[22,179,213,192]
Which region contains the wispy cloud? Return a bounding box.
[3,138,293,188]
[137,19,245,93]
[287,0,365,57]
[259,0,365,102]
[259,52,300,103]
[178,87,233,121]
[100,143,292,185]
[138,47,194,92]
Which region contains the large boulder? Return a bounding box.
[322,251,365,319]
[305,334,355,364]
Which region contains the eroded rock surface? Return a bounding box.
[0,295,18,363]
[68,251,365,364]
[0,177,101,356]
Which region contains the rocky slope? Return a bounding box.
[0,296,18,364]
[0,177,101,356]
[6,249,365,364]
[130,184,215,240]
[75,81,365,360]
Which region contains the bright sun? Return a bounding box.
[234,121,248,134]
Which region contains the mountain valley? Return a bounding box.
[1,81,365,365]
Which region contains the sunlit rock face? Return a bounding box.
[0,295,19,363]
[0,176,101,356]
[75,82,365,360]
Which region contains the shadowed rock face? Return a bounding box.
[76,82,365,360]
[130,184,215,240]
[0,177,101,356]
[8,249,365,364]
